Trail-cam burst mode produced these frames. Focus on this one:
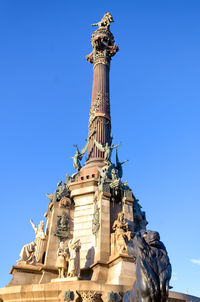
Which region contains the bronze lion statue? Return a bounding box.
[124,230,172,302]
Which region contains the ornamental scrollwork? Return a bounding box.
[89,92,110,127]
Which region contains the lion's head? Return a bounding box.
[142,230,160,246]
[132,230,172,301]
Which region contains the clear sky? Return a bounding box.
[0,0,200,297]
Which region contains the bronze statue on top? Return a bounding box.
[86,13,119,64]
[92,12,114,30]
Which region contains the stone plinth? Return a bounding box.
[106,254,136,286]
[9,264,58,286]
[0,280,199,302]
[91,253,136,287]
[8,264,43,286]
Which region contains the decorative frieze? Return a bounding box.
[77,291,103,302]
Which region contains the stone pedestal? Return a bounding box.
[91,253,136,287]
[95,192,111,263]
[0,280,199,302]
[69,179,97,270]
[8,177,139,288]
[8,264,43,286]
[107,254,136,286]
[9,264,59,286]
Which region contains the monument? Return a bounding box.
[0,13,199,302]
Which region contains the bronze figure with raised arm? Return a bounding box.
[116,149,128,178]
[94,139,120,164]
[71,141,88,172]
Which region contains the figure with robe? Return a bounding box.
[68,238,81,278]
[30,219,47,263]
[56,242,68,278]
[17,242,36,265]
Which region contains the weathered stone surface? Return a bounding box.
[0,280,199,302]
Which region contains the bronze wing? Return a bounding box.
[79,141,89,160]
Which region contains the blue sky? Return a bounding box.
[0,0,200,297]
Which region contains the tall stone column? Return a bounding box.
[85,20,119,169]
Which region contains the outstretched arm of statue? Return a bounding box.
[121,159,128,165]
[30,219,37,233]
[111,142,121,150]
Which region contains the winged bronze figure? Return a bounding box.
[116,149,128,178]
[94,139,120,163]
[71,141,88,171]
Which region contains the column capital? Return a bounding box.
[86,13,119,66]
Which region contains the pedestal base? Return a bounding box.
[8,264,58,286]
[91,253,136,286]
[0,280,199,302]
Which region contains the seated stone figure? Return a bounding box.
[17,242,36,265]
[30,219,46,263]
[123,230,172,302]
[17,219,46,265]
[112,212,131,254]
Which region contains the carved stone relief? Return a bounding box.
[92,203,100,238]
[54,212,70,241]
[77,291,103,302]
